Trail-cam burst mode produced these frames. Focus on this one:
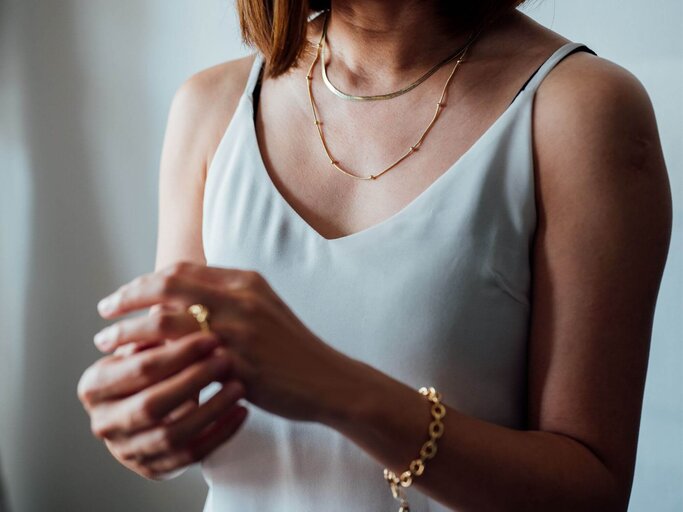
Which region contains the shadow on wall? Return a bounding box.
[0,457,7,512]
[3,0,207,511]
[13,1,114,509]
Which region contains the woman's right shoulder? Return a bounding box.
[173,53,257,114]
[164,53,259,177]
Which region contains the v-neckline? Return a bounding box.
[244,55,529,245]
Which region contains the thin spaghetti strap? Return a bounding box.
[244,53,266,103]
[521,42,597,96]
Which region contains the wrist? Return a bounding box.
[316,355,438,477]
[314,352,383,428]
[315,353,422,434]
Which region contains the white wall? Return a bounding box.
[0,1,680,511]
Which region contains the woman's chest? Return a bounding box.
[254,68,520,241]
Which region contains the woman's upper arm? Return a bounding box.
[528,53,672,505]
[154,56,255,273]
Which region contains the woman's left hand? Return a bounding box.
[94,261,364,424]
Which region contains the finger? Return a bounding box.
[79,332,221,406]
[114,380,245,460]
[141,404,249,475]
[98,274,221,319]
[163,399,198,424]
[94,309,201,353]
[113,339,165,357]
[97,264,270,319]
[149,302,184,315]
[103,398,200,468]
[95,350,235,436]
[108,304,188,355]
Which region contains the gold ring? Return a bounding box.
[187,303,211,333]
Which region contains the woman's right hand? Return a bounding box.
[76,330,249,480]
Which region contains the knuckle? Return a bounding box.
[90,417,109,439]
[128,275,145,290]
[78,386,96,408]
[135,356,160,380]
[153,312,175,334]
[77,371,94,405]
[157,427,179,452]
[117,447,137,461]
[123,275,145,298]
[241,270,264,289]
[167,261,192,277]
[77,363,104,405]
[136,397,159,426]
[159,274,179,296]
[238,292,262,316]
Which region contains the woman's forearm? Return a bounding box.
[316,356,624,512]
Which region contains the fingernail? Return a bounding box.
[94,327,113,349]
[97,296,114,314]
[93,331,106,346]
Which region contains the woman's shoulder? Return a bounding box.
[165,53,259,175]
[535,47,649,114]
[532,45,659,180]
[174,53,257,111]
[501,12,658,174]
[527,30,669,248]
[510,11,652,131]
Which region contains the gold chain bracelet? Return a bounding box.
[383,386,446,512]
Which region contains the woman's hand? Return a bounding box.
[92,261,365,424]
[77,330,249,480]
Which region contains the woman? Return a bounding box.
[77,0,672,510]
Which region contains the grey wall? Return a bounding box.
[0,1,680,511]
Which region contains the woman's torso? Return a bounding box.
[198,12,596,512]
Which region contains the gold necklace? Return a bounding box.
[305,12,476,181]
[320,12,477,102]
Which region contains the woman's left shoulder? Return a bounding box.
[532,48,659,161]
[530,43,669,195]
[537,47,652,115]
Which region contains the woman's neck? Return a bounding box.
[317,0,482,87]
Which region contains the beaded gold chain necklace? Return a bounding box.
[305,11,479,181]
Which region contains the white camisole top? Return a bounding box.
[199,41,595,512]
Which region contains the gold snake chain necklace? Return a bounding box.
[305,11,480,180]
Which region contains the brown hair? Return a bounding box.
[236,0,527,77]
